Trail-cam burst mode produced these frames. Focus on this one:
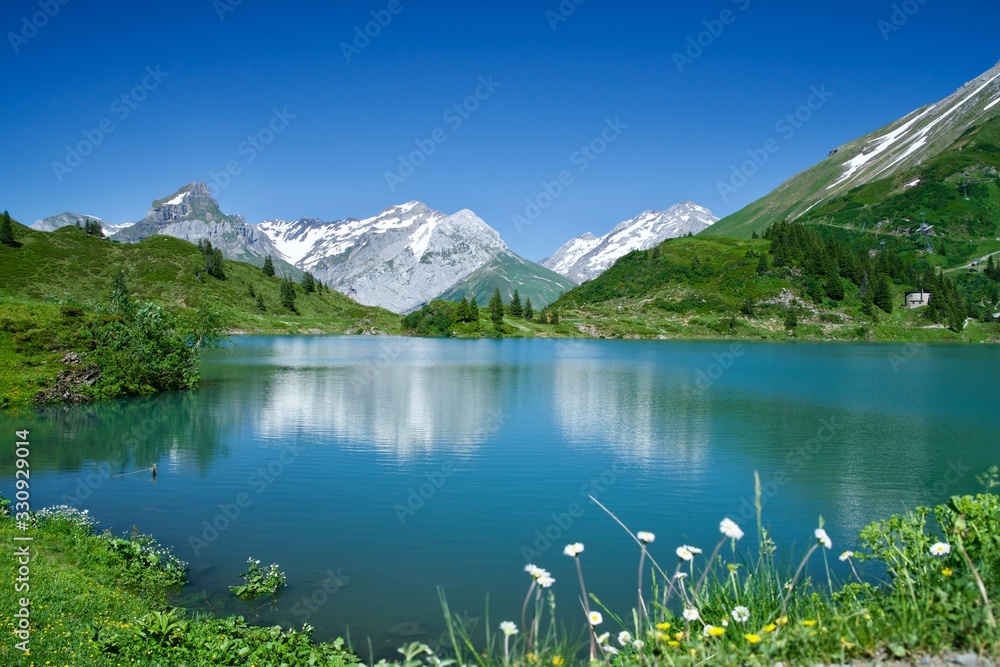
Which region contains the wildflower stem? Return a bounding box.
[781,543,819,617]
[589,495,670,581]
[955,533,996,628]
[521,580,536,652]
[575,559,596,661]
[637,546,647,623]
[694,536,727,601]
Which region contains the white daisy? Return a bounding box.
[588,611,603,626]
[618,631,632,646]
[815,528,832,550]
[930,542,951,557]
[839,550,854,562]
[563,543,585,558]
[637,531,655,544]
[683,608,700,622]
[720,518,744,540]
[499,621,518,637]
[731,606,750,623]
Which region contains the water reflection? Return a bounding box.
[0,391,227,476]
[553,360,712,463]
[253,363,506,458]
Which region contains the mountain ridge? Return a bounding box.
[543,201,718,283]
[705,60,1000,238]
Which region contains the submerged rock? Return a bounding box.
[387,622,428,638]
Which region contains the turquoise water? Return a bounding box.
[1,337,997,654]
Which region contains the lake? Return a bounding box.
[1,337,997,656]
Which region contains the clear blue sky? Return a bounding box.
[2,0,998,261]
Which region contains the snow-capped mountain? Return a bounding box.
[259,202,558,314]
[542,202,718,283]
[708,60,1000,237]
[111,182,283,265]
[31,212,133,235]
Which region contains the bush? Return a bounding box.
[86,273,226,398]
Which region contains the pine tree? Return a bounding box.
[280,277,297,312]
[524,297,534,321]
[263,256,275,277]
[756,253,769,274]
[551,309,560,324]
[209,249,226,279]
[825,266,844,301]
[751,231,760,239]
[488,289,505,328]
[255,293,266,312]
[0,211,14,247]
[509,290,523,318]
[456,297,471,323]
[301,272,316,293]
[987,255,999,282]
[873,273,893,314]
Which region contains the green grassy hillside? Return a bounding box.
[0,222,397,330]
[798,116,1000,271]
[547,233,1000,342]
[0,218,399,407]
[436,252,576,308]
[706,70,1000,240]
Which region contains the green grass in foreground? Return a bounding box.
[2,471,998,666]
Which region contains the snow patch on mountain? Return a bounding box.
[542,202,717,283]
[829,66,1000,191]
[256,203,515,313]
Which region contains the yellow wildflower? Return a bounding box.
[655,622,671,630]
[942,567,953,577]
[763,623,777,633]
[667,640,680,647]
[776,616,788,625]
[552,657,564,666]
[802,620,817,627]
[745,634,761,644]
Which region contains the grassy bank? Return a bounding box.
[2,474,998,666]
